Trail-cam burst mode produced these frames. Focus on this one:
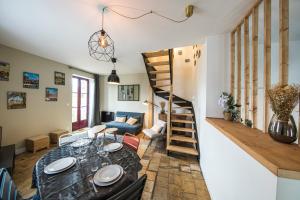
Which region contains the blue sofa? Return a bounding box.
[105,111,144,135]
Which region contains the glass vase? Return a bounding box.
[268,114,297,144]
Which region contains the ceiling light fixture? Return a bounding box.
[88,8,114,62]
[107,57,120,84]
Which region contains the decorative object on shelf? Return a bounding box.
[88,5,194,62]
[107,58,120,84]
[7,91,26,109]
[218,92,241,122]
[0,61,10,81]
[45,87,58,101]
[245,119,253,128]
[267,84,300,144]
[23,72,39,89]
[54,71,65,85]
[160,101,166,114]
[118,84,139,101]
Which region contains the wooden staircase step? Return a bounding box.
[147,61,169,67]
[167,145,198,156]
[170,135,197,143]
[156,90,170,93]
[149,70,170,74]
[144,51,169,58]
[172,127,195,133]
[151,77,171,81]
[172,113,194,117]
[173,106,192,109]
[154,84,171,88]
[171,119,194,124]
[173,101,187,104]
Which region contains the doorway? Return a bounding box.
[72,76,89,131]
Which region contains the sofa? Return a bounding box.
[105,111,144,135]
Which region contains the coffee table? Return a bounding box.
[104,128,118,141]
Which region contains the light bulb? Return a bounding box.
[99,35,108,48]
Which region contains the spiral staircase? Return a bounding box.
[142,49,199,157]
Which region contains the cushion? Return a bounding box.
[115,116,126,123]
[151,124,162,133]
[126,117,138,125]
[143,129,161,139]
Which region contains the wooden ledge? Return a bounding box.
[206,117,300,180]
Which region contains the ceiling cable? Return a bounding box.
[103,6,191,23]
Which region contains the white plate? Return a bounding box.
[70,138,91,148]
[44,157,76,174]
[103,143,123,152]
[94,165,121,183]
[94,166,124,186]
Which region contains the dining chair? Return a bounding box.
[58,133,73,146]
[107,174,147,200]
[123,133,140,152]
[0,168,38,200]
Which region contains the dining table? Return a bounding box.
[32,135,142,200]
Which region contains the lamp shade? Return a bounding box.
[107,70,120,84]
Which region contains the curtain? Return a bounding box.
[93,74,101,126]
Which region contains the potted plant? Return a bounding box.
[218,92,241,122]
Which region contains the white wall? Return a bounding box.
[0,44,93,151]
[100,73,151,128]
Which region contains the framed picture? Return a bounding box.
[0,61,10,81]
[23,72,39,89]
[54,71,65,85]
[7,92,26,109]
[118,84,140,101]
[45,87,58,101]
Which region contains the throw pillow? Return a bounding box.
[126,117,138,125]
[115,116,126,123]
[151,124,162,133]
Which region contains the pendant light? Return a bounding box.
[88,8,114,62]
[107,58,120,84]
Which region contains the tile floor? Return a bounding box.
[139,137,211,200]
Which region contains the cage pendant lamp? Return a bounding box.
[107,58,120,84]
[88,8,114,62]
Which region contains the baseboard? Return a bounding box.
[15,147,26,155]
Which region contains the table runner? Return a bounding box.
[32,137,142,200]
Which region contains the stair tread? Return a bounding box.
[151,77,171,81]
[147,61,169,67]
[173,106,192,109]
[170,135,197,143]
[172,127,195,132]
[167,145,198,156]
[154,84,171,88]
[173,101,187,103]
[172,113,194,117]
[171,119,194,124]
[144,51,169,58]
[149,70,170,74]
[156,90,170,93]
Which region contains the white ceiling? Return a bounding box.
[0,0,256,74]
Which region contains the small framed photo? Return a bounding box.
[23,72,39,89]
[0,61,10,81]
[45,87,58,101]
[54,71,65,85]
[7,92,26,109]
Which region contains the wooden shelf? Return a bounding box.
[206,117,300,180]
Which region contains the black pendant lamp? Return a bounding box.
[107,58,120,84]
